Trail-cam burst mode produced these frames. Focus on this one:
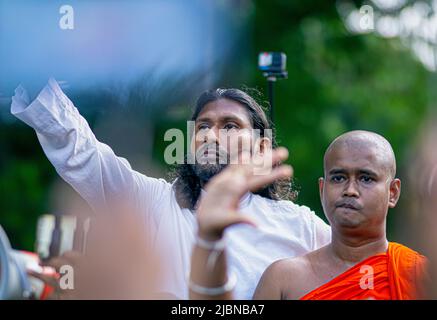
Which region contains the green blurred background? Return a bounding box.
[0,0,435,251]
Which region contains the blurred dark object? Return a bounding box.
[408,118,437,299]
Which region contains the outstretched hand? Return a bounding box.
[197,147,293,241]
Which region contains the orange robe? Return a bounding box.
[300,242,428,300]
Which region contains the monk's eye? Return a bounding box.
[360,175,374,184]
[330,175,345,183]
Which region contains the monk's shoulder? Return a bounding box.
[275,255,313,275]
[389,242,427,263]
[264,255,315,298]
[389,242,429,275]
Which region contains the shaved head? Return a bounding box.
[319,130,401,235]
[324,130,396,179]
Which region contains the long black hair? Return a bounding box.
[171,88,294,210]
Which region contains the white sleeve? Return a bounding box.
[10,78,169,222]
[311,213,331,250]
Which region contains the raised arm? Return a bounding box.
[10,79,167,213]
[189,148,292,300]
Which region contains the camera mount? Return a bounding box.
[258,52,288,122]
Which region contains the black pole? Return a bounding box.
[267,76,275,122]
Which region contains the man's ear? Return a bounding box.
[319,177,325,203]
[388,178,401,208]
[258,137,272,155]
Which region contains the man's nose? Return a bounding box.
[343,179,359,197]
[204,127,219,143]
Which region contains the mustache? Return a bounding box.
[335,198,363,210]
[196,143,228,159]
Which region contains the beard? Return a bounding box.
[191,143,229,183]
[191,162,227,183]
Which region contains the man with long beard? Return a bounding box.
[11,79,330,299]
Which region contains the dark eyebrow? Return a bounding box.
[196,115,246,124]
[328,168,378,176]
[328,168,346,175]
[223,116,242,122]
[358,169,378,177]
[195,117,211,123]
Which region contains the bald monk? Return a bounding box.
[189,130,428,300]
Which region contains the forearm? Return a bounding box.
[11,79,138,209]
[189,235,234,300]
